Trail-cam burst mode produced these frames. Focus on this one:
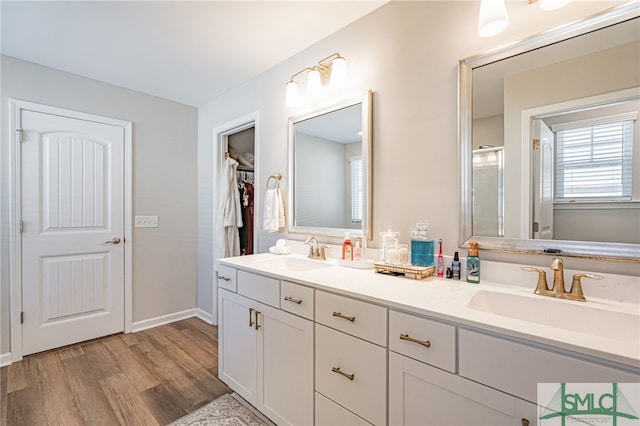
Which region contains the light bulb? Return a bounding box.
[285,81,301,107]
[478,0,509,38]
[306,68,322,96]
[330,56,348,87]
[538,0,571,11]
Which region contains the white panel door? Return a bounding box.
[533,119,554,240]
[20,109,125,355]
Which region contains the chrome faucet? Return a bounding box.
[521,258,603,302]
[304,236,327,260]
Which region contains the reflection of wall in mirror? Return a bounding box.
[296,133,344,228]
[296,134,361,230]
[473,115,504,150]
[503,41,640,239]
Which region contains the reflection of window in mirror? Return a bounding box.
[350,156,363,224]
[532,98,639,244]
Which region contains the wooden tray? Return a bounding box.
[373,262,435,280]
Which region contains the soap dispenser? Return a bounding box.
[410,221,434,267]
[342,232,353,261]
[466,242,480,283]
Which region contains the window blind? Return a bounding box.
[350,158,363,222]
[555,119,633,201]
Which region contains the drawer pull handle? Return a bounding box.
[284,296,303,305]
[332,311,355,322]
[254,311,261,330]
[218,275,231,282]
[249,308,255,327]
[331,367,355,381]
[400,333,431,348]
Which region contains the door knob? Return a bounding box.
[104,237,121,244]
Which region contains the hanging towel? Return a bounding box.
[216,157,243,260]
[263,188,285,233]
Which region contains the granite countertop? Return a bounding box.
[217,253,640,370]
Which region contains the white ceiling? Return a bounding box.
[1,1,388,107]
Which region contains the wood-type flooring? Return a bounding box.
[0,317,231,425]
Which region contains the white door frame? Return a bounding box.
[212,111,259,322]
[9,99,133,362]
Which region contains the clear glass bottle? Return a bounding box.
[410,221,435,267]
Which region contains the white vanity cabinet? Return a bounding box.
[218,271,314,426]
[217,256,639,426]
[388,309,537,426]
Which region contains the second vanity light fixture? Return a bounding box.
[478,0,573,37]
[285,53,348,107]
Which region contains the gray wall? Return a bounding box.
[1,55,198,354]
[197,1,637,319]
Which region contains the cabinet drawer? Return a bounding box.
[315,392,372,426]
[217,265,237,292]
[389,310,456,373]
[280,281,314,320]
[459,328,640,403]
[237,270,280,308]
[315,324,387,425]
[316,290,387,346]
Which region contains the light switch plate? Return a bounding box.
[135,215,159,228]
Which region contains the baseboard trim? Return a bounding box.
[195,308,215,325]
[131,308,199,333]
[1,352,12,367]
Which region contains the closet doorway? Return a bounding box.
[214,113,258,265]
[227,127,255,255]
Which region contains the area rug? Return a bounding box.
[168,393,272,426]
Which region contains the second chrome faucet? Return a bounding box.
[522,258,603,302]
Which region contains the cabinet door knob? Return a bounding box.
[332,311,355,322]
[284,296,302,305]
[249,307,254,327]
[331,366,355,381]
[400,333,431,348]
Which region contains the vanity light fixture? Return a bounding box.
[285,53,348,107]
[477,0,573,37]
[478,0,510,38]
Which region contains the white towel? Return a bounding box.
[269,239,292,255]
[263,188,285,233]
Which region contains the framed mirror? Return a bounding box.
[459,3,640,261]
[288,90,373,238]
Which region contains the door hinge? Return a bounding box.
[533,221,539,233]
[20,312,24,324]
[19,220,24,234]
[533,139,540,150]
[16,129,24,142]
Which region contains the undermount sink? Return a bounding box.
[468,290,640,342]
[260,256,334,272]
